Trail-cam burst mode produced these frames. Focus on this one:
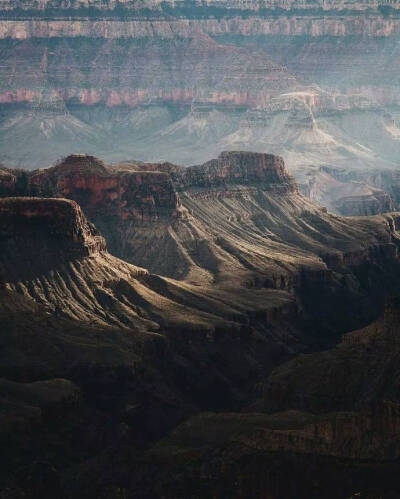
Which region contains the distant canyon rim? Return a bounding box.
[0,0,399,216]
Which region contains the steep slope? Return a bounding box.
[0,196,301,337]
[0,194,303,497]
[3,165,400,497]
[257,296,400,414]
[1,195,311,410]
[3,152,400,345]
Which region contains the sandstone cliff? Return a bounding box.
[178,151,296,192]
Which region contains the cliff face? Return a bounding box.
[0,3,399,215]
[180,151,296,192]
[3,152,400,346]
[306,168,395,216]
[3,156,400,497]
[0,192,305,368]
[1,16,400,40]
[29,155,181,221]
[0,34,295,108]
[0,197,105,280]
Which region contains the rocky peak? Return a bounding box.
[0,197,105,281]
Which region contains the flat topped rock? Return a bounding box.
[183,151,296,191]
[0,197,106,281]
[0,196,93,236]
[0,151,298,200]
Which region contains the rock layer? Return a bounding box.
[1,16,400,40]
[0,2,400,216]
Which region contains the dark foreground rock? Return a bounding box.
[2,154,400,497]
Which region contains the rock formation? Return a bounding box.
[0,1,399,214]
[3,1,400,494]
[306,168,394,215]
[1,151,400,497]
[0,197,105,277]
[2,152,400,345]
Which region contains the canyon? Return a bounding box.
[2,1,400,497]
[3,151,400,344]
[2,152,400,497]
[0,0,399,215]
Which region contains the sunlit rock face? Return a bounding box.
[0,1,400,214]
[3,151,400,345]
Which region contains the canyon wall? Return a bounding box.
[1,16,400,39]
[0,1,400,215]
[0,0,396,12]
[0,196,106,279]
[2,152,400,344]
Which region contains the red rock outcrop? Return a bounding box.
[0,152,297,222]
[28,154,182,222]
